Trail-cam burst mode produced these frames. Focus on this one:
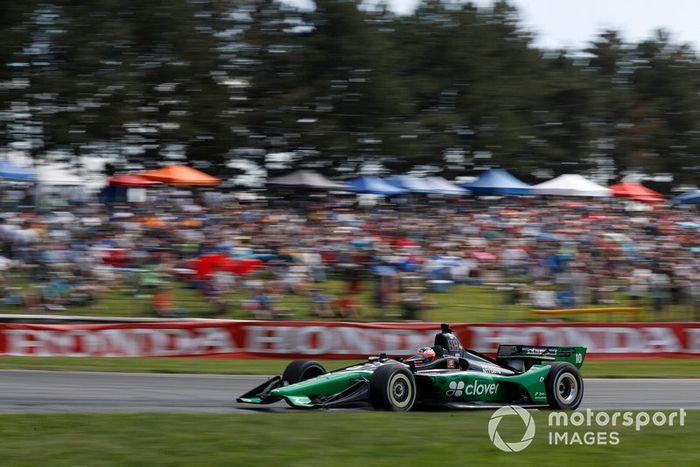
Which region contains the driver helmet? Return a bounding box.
[407,346,436,365]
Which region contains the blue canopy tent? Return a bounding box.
[346,176,408,195]
[0,161,36,181]
[672,190,700,205]
[460,168,531,195]
[384,175,440,194]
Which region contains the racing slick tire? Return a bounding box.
[282,360,327,385]
[370,364,417,412]
[545,362,584,410]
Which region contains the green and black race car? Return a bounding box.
[237,324,586,411]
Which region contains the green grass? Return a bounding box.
[4,278,697,322]
[0,356,698,378]
[0,411,696,466]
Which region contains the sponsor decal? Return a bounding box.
[446,381,464,397]
[466,380,499,396]
[446,336,461,352]
[481,365,504,374]
[446,381,499,397]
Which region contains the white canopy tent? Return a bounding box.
[36,164,105,189]
[37,165,84,185]
[35,165,107,205]
[267,170,349,191]
[425,176,470,195]
[384,175,439,194]
[530,174,611,197]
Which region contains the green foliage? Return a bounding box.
[1,1,700,182]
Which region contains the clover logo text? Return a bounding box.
[488,405,536,452]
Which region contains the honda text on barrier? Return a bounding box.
[237,324,586,411]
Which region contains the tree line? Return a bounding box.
[1,0,699,186]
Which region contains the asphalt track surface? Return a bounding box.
[0,371,698,413]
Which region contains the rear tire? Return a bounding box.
[282,360,326,385]
[370,364,416,412]
[545,362,584,410]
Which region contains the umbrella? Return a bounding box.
[194,254,232,279]
[228,258,264,275]
[194,254,264,278]
[470,251,497,261]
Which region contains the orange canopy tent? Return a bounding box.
[139,165,220,186]
[610,182,664,204]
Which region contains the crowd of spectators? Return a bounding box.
[0,188,698,320]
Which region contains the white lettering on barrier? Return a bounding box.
[199,328,237,354]
[644,327,682,353]
[381,330,435,355]
[244,326,291,353]
[688,329,700,354]
[296,326,330,355]
[99,329,150,356]
[336,327,372,355]
[243,326,435,356]
[469,326,686,355]
[601,327,642,354]
[562,327,595,350]
[3,323,699,357]
[5,328,236,357]
[6,330,52,356]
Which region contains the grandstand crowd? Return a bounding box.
[0,189,698,320]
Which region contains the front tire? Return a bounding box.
[370,364,416,412]
[545,362,584,410]
[282,360,326,385]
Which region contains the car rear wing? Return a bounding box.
[496,345,587,369]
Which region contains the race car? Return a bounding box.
[237,324,585,411]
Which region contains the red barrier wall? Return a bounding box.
[2,321,700,359]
